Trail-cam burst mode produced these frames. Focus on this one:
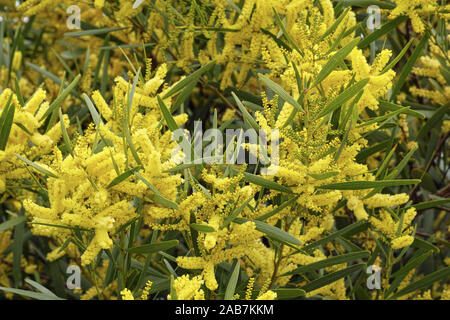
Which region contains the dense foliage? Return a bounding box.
[0,0,449,300]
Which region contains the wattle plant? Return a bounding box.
[0,0,448,301]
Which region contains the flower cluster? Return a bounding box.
[0,0,448,301]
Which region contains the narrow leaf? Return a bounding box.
[318,179,420,190]
[127,240,179,255]
[224,260,240,300]
[301,263,366,292]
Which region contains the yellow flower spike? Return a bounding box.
[391,235,414,250]
[0,176,5,194]
[347,196,369,221]
[140,280,152,300]
[369,209,398,239]
[389,0,441,34]
[94,0,105,9]
[92,90,112,121]
[363,193,410,209]
[168,275,205,300]
[204,214,220,250]
[1,0,447,301]
[120,288,135,300]
[245,277,255,300]
[12,51,22,71]
[403,207,418,228]
[256,290,277,300]
[203,262,218,291]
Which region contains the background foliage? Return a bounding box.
[0,0,449,300]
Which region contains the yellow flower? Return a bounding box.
[347,196,368,221]
[120,288,135,300]
[168,275,205,300]
[12,51,22,71]
[391,235,414,250]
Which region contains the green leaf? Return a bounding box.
[272,288,305,299]
[0,216,26,232]
[320,7,351,40]
[317,179,420,190]
[163,157,217,173]
[39,74,81,121]
[157,96,179,132]
[57,237,73,254]
[416,103,449,139]
[172,78,197,112]
[127,240,179,255]
[391,251,433,280]
[224,196,254,227]
[356,138,400,163]
[64,26,128,37]
[385,147,418,180]
[283,251,370,276]
[15,154,58,178]
[411,238,440,253]
[390,267,450,300]
[301,263,366,292]
[411,199,450,211]
[224,260,240,300]
[26,62,63,86]
[301,220,370,252]
[272,9,302,55]
[127,67,141,117]
[240,171,292,194]
[83,93,102,126]
[337,0,396,9]
[106,167,141,189]
[378,100,425,119]
[384,250,433,298]
[122,117,142,166]
[311,38,359,88]
[358,16,408,49]
[375,144,398,178]
[0,94,15,151]
[101,43,154,51]
[101,43,110,96]
[25,278,60,298]
[358,106,411,127]
[440,66,450,85]
[0,286,65,300]
[231,92,260,131]
[380,39,414,74]
[14,76,24,106]
[189,223,215,233]
[334,119,352,162]
[316,78,369,118]
[169,275,178,300]
[0,21,4,66]
[163,61,215,99]
[256,196,299,221]
[308,171,339,180]
[390,33,429,101]
[233,218,301,247]
[260,28,291,52]
[258,74,303,112]
[242,101,264,112]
